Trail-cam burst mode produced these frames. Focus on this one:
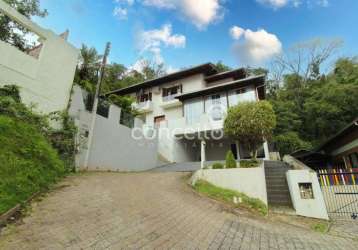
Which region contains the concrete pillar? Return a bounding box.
[263,140,270,160]
[236,141,241,160]
[201,140,206,169]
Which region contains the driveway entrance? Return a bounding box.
[0,172,355,249]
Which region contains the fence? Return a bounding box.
[317,168,358,220]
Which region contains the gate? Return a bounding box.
[318,169,358,220]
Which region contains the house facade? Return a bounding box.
[107,63,270,165]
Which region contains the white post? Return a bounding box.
[201,140,206,169]
[263,140,270,160]
[236,141,241,160]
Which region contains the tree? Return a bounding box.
[303,82,358,145]
[329,57,358,85]
[272,38,342,86]
[214,61,232,72]
[0,0,47,51]
[224,101,276,159]
[101,63,127,93]
[74,44,102,91]
[274,132,311,156]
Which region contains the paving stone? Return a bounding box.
[0,172,355,250]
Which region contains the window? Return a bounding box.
[137,92,152,103]
[162,85,182,101]
[211,94,221,104]
[184,98,204,125]
[205,94,226,121]
[299,183,314,199]
[163,85,181,97]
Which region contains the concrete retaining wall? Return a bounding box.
[191,164,268,205]
[286,169,329,220]
[69,86,158,171]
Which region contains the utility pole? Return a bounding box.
[83,42,111,169]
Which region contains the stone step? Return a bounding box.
[267,194,291,202]
[267,190,291,196]
[264,160,293,207]
[265,177,288,183]
[267,186,290,192]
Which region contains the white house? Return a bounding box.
[107,63,270,166]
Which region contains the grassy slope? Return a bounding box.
[194,180,268,215]
[0,115,65,214]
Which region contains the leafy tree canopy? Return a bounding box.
[268,39,358,155]
[224,101,276,159]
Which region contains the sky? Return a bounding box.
[34,0,358,72]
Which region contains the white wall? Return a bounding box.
[286,170,329,220]
[191,164,268,205]
[144,74,204,126]
[0,1,78,114]
[69,86,158,172]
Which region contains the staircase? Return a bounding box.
[264,161,293,207]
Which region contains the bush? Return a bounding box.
[0,116,65,214]
[0,84,75,214]
[240,160,259,168]
[225,151,237,168]
[0,85,77,172]
[212,162,224,169]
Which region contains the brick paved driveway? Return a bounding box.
[0,172,355,249]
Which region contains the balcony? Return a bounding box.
[132,101,153,113]
[160,94,182,109]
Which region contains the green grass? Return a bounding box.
[239,160,260,168]
[194,180,268,215]
[311,222,329,233]
[0,116,65,214]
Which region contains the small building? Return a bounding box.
[293,118,358,169]
[107,63,270,165]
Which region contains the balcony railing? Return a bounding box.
[132,101,153,113]
[162,93,179,102]
[161,94,182,109]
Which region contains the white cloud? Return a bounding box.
[229,26,245,40]
[137,24,186,64]
[114,0,134,6]
[142,0,223,29]
[257,0,329,9]
[142,0,176,9]
[179,0,222,29]
[113,6,128,20]
[230,26,282,65]
[257,0,289,9]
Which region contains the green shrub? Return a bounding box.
[225,151,237,168]
[0,116,65,214]
[212,162,224,169]
[194,180,267,215]
[240,160,260,168]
